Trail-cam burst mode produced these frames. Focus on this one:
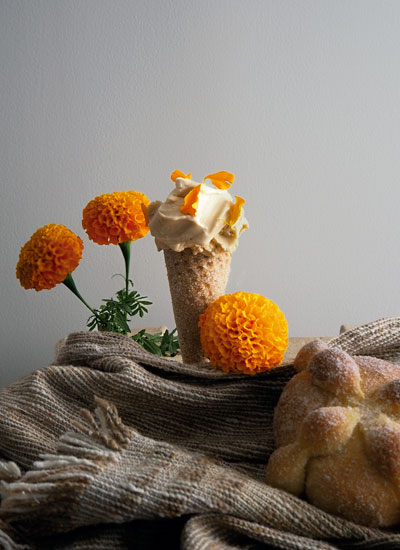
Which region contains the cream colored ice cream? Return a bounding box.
[147,176,248,255]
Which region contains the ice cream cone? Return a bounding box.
[148,170,248,363]
[164,248,231,363]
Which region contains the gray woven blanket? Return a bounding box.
[1,318,400,549]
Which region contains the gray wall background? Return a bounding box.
[1,0,400,387]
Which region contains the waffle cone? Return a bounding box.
[164,248,231,363]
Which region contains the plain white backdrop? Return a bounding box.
[1,0,400,387]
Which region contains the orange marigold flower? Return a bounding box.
[16,224,83,291]
[82,191,150,245]
[199,292,288,375]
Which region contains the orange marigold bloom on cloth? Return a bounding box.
[82,191,150,245]
[199,292,288,375]
[16,224,83,291]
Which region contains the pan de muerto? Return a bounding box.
[266,339,400,527]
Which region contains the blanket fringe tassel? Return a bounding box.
[0,396,132,530]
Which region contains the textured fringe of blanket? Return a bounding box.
[2,395,398,549]
[1,397,131,536]
[0,524,29,550]
[0,462,20,484]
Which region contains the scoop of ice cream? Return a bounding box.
[147,175,248,255]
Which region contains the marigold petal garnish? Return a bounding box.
[199,292,288,375]
[171,169,192,182]
[180,184,202,216]
[204,171,234,190]
[226,196,245,227]
[82,190,150,245]
[16,224,83,291]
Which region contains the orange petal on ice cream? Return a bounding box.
[171,169,192,182]
[180,184,202,216]
[204,171,234,190]
[226,196,245,226]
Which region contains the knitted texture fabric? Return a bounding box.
[1,319,400,549]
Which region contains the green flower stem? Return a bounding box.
[119,241,131,321]
[62,273,97,317]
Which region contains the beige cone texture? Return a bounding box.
[164,248,231,363]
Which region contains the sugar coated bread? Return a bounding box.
[266,339,400,527]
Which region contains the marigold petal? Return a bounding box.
[204,171,234,190]
[171,169,192,182]
[226,196,245,227]
[180,184,202,217]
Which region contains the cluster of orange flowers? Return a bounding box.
[16,191,149,291]
[17,171,289,374]
[199,292,288,375]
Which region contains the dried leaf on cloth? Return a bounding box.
[1,320,400,549]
